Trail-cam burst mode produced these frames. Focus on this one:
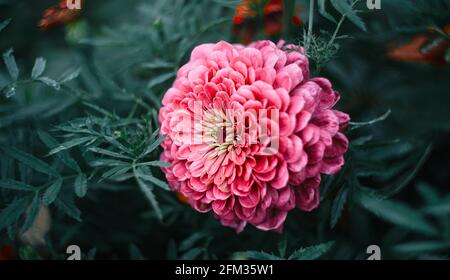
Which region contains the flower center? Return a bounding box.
[202,108,242,155]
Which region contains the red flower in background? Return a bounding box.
[387,24,450,65]
[38,0,83,31]
[233,0,303,44]
[0,245,16,260]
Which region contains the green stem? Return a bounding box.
[306,0,315,51]
[328,15,346,48]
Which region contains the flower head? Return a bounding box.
[159,40,349,232]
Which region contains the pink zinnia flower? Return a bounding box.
[159,40,349,233]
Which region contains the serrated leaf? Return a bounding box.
[48,136,96,155]
[43,178,63,205]
[37,130,81,172]
[330,187,349,228]
[74,173,87,198]
[21,193,40,232]
[31,57,46,79]
[0,197,28,231]
[357,191,438,236]
[330,0,367,31]
[38,77,61,90]
[0,18,11,33]
[1,146,59,177]
[0,179,34,191]
[54,198,81,222]
[3,48,19,80]
[288,241,335,260]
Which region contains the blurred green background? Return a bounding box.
[0,0,449,260]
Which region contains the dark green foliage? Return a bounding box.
[0,0,449,260]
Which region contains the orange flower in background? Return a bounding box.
[388,24,450,65]
[38,0,83,31]
[0,245,16,260]
[233,0,302,44]
[176,192,189,205]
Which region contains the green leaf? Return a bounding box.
[136,161,171,168]
[423,198,450,215]
[31,57,46,79]
[90,159,129,167]
[0,99,58,128]
[37,130,81,172]
[180,247,205,260]
[38,77,61,90]
[21,193,40,232]
[357,191,438,236]
[375,144,432,198]
[141,134,167,157]
[330,0,367,31]
[74,173,87,198]
[139,60,175,70]
[43,178,63,205]
[1,83,16,98]
[134,169,163,221]
[147,72,176,89]
[58,67,81,83]
[330,187,349,228]
[101,165,132,180]
[179,232,208,251]
[129,244,145,260]
[54,198,81,222]
[3,48,19,80]
[167,240,177,260]
[318,0,337,23]
[1,146,59,177]
[135,167,170,191]
[88,147,133,160]
[235,251,283,260]
[288,241,335,260]
[0,179,34,191]
[48,136,96,155]
[0,18,11,33]
[278,236,287,258]
[393,241,450,254]
[0,197,28,231]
